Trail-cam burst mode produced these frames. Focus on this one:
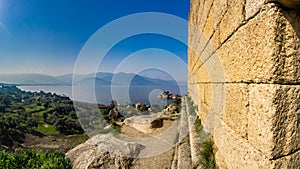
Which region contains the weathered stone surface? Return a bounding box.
[189,0,300,168]
[197,84,211,123]
[274,150,300,169]
[192,53,226,83]
[66,134,144,169]
[198,0,213,32]
[214,121,273,169]
[190,34,212,74]
[214,154,228,169]
[202,5,214,41]
[124,114,163,133]
[210,25,221,49]
[248,84,300,159]
[187,82,199,105]
[189,0,200,26]
[273,9,300,83]
[213,0,227,30]
[245,0,266,20]
[197,83,225,133]
[177,137,192,169]
[217,4,300,83]
[218,4,279,83]
[219,0,245,44]
[188,116,201,167]
[222,84,249,139]
[187,48,196,74]
[191,59,210,84]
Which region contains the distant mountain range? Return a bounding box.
[0,72,187,87]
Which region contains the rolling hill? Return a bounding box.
[0,72,187,87]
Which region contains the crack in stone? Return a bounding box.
[242,0,246,20]
[190,4,264,77]
[190,0,215,73]
[270,148,300,161]
[190,9,228,75]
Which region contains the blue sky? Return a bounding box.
[0,0,190,78]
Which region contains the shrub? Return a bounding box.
[200,138,218,169]
[194,116,203,134]
[0,150,72,169]
[110,120,122,133]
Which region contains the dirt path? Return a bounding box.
[120,120,176,169]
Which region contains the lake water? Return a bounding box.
[19,85,187,105]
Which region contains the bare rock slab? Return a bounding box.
[124,114,163,133]
[66,133,145,169]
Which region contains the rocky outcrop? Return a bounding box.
[163,104,179,115]
[66,134,145,169]
[189,0,300,168]
[124,114,163,133]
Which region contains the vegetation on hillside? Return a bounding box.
[0,85,84,150]
[0,150,71,169]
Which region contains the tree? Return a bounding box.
[43,112,48,121]
[27,117,39,129]
[43,102,51,108]
[55,118,84,135]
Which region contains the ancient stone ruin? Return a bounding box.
[188,0,300,168]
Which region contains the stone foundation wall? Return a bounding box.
[188,0,300,168]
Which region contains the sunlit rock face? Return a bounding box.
[66,134,145,169]
[124,114,163,133]
[189,0,300,168]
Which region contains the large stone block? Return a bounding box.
[197,83,225,133]
[219,0,245,44]
[213,0,227,30]
[196,84,209,124]
[217,5,278,83]
[215,119,300,169]
[273,150,300,169]
[192,53,226,83]
[273,9,300,83]
[191,58,211,84]
[245,0,266,20]
[248,84,300,159]
[189,0,200,26]
[202,4,214,41]
[188,83,199,105]
[217,4,300,83]
[218,5,276,82]
[214,121,272,169]
[188,6,300,87]
[188,48,199,75]
[199,83,212,110]
[210,25,221,49]
[189,1,300,169]
[198,0,214,32]
[222,84,249,138]
[189,0,204,30]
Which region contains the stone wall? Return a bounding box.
[188,0,300,168]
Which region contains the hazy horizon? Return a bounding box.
[0,70,187,82]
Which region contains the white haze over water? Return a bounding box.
[19,85,187,105]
